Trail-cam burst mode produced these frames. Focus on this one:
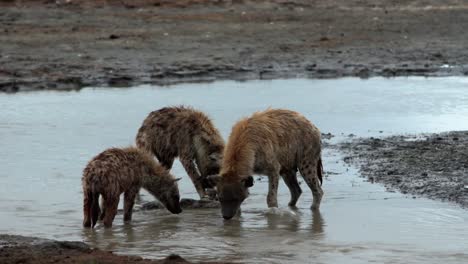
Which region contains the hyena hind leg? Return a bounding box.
[99,196,106,221]
[103,195,120,228]
[83,191,95,227]
[123,188,139,222]
[90,192,100,227]
[299,160,323,210]
[281,169,302,207]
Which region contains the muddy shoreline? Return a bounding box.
[0,234,195,264]
[338,131,468,208]
[0,234,234,264]
[2,0,468,92]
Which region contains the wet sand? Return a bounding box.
[2,0,468,92]
[338,131,468,208]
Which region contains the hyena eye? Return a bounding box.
[209,153,218,161]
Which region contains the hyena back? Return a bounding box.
[135,106,224,199]
[82,147,182,228]
[209,109,323,219]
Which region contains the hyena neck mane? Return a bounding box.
[125,147,174,189]
[221,121,255,181]
[193,132,224,172]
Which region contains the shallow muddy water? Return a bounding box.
[1,77,468,263]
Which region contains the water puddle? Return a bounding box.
[1,77,468,263]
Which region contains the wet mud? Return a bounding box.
[2,0,468,92]
[0,234,197,264]
[338,131,468,208]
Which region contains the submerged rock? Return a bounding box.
[141,198,219,211]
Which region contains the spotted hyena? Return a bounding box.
[82,147,182,228]
[136,106,224,199]
[208,109,323,220]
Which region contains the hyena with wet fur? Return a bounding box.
[82,147,182,228]
[208,109,323,220]
[136,106,225,199]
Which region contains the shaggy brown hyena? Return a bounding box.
[82,147,182,228]
[135,106,225,199]
[208,109,323,220]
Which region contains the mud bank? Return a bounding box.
[2,0,468,92]
[338,131,468,208]
[0,234,189,264]
[0,234,231,264]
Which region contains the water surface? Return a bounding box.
[1,77,468,263]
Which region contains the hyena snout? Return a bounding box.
[169,204,182,214]
[159,189,182,214]
[165,197,182,214]
[221,201,241,220]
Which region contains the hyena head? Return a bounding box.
[194,134,224,182]
[207,174,254,220]
[146,177,182,214]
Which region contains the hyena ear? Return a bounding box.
[203,174,221,188]
[243,176,254,188]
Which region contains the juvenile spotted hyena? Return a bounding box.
[208,109,323,220]
[135,106,225,199]
[82,147,182,228]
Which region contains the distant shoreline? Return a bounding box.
[2,0,468,92]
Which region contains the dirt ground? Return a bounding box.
[2,0,468,92]
[0,234,229,264]
[338,131,468,208]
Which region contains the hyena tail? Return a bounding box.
[90,191,100,228]
[83,190,100,228]
[317,158,323,186]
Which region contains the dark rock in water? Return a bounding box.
[141,201,165,210]
[141,198,219,211]
[180,198,220,209]
[163,254,191,263]
[321,132,334,140]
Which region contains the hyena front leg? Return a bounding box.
[156,154,175,170]
[123,187,139,222]
[299,158,323,210]
[267,169,281,208]
[180,155,206,199]
[282,169,302,207]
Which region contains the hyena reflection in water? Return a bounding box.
[82,147,182,228]
[208,109,324,220]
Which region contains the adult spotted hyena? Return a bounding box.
[82,147,182,228]
[135,106,225,199]
[208,109,323,220]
